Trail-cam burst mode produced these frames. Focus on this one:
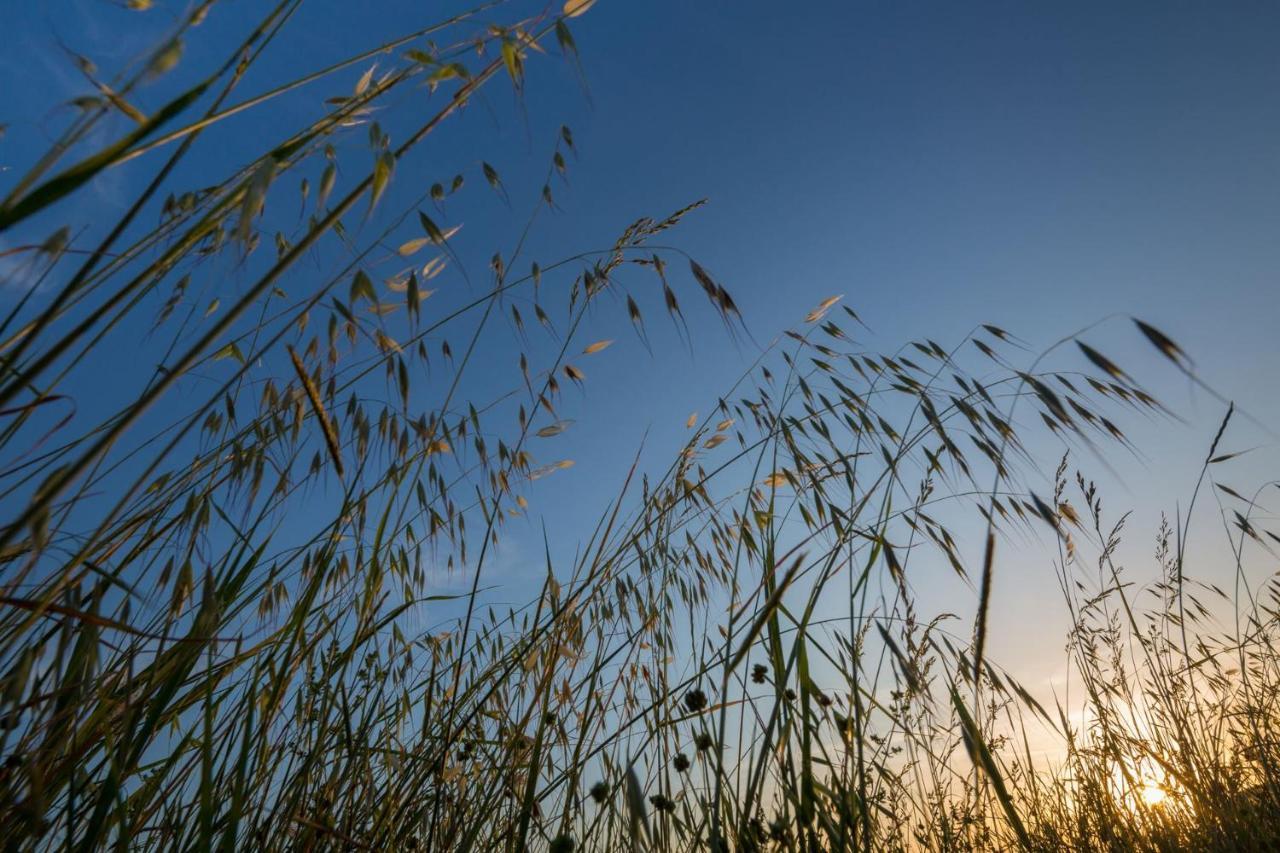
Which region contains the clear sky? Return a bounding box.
[3,0,1279,723]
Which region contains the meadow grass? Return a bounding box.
[1,3,1277,850]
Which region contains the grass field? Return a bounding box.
[1,3,1277,850]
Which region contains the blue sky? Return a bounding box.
[3,0,1279,711]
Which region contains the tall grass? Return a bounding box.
[2,3,1277,850]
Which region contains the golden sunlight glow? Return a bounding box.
[1109,758,1175,813]
[1139,781,1167,808]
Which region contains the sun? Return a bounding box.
[1138,780,1167,808]
[1109,757,1175,812]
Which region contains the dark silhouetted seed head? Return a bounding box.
[649,794,675,813]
